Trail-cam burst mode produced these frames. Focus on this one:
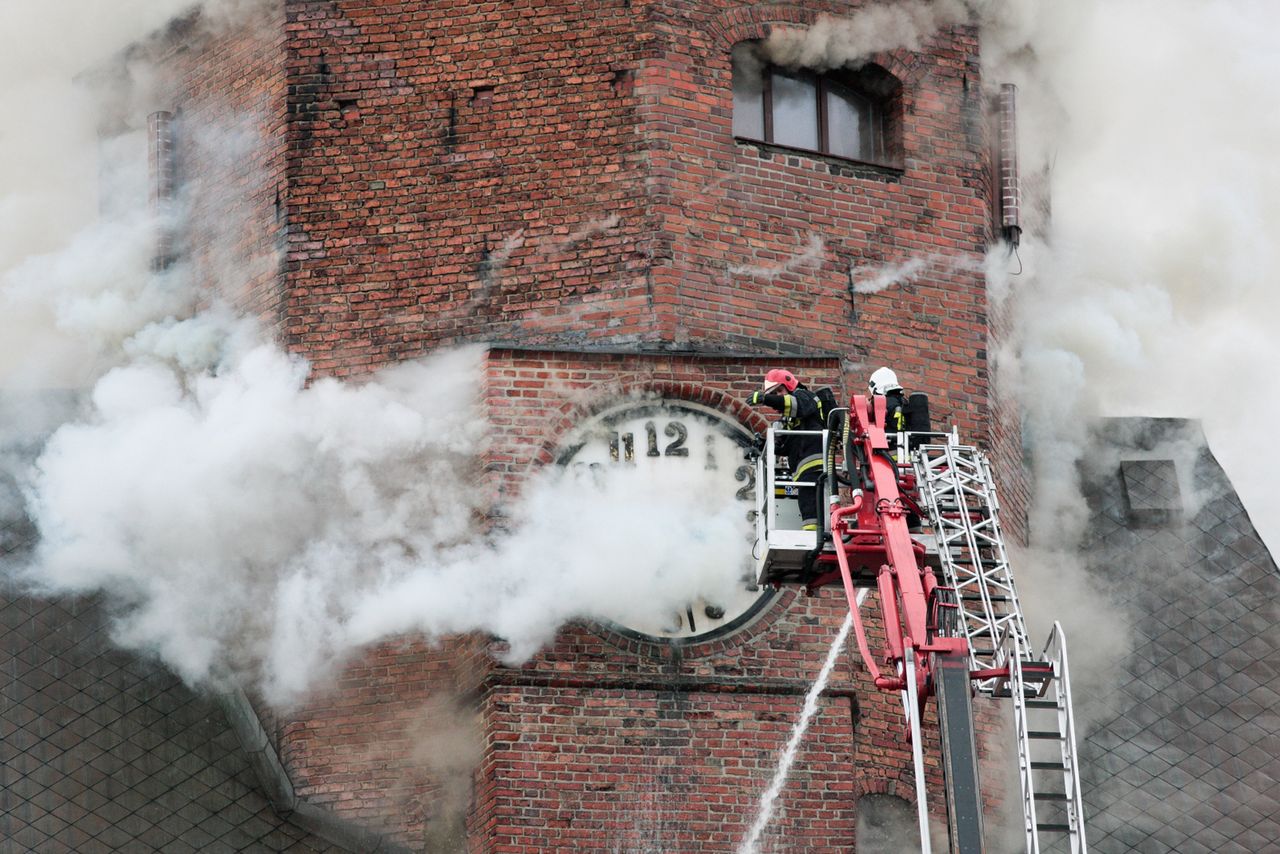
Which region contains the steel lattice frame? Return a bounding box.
[1010,624,1089,854]
[913,442,1030,693]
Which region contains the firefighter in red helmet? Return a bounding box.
[748,369,825,531]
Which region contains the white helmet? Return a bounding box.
[868,367,902,395]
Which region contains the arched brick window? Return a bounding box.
[731,41,902,167]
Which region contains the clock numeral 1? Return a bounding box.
[705,435,717,471]
[645,421,660,457]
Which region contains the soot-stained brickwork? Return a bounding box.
[116,0,1022,849]
[141,0,1015,507]
[132,5,290,327]
[269,0,1001,453]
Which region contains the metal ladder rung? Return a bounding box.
[1025,700,1060,710]
[1034,792,1071,802]
[1030,761,1066,770]
[1027,730,1063,740]
[1036,824,1072,833]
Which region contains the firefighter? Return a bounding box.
[868,366,908,434]
[748,369,824,531]
[869,366,923,529]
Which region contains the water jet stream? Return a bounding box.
[738,591,866,854]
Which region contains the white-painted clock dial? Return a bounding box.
[555,400,774,641]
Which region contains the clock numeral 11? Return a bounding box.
[608,431,635,462]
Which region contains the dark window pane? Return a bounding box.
[827,79,875,160]
[771,70,818,150]
[732,51,765,139]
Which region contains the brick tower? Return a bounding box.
[138,1,1022,849]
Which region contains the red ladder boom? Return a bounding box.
[816,393,968,699]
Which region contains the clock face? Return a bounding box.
[555,400,774,642]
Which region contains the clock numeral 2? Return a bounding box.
[734,465,755,501]
[663,422,689,457]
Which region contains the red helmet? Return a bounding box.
[763,369,799,393]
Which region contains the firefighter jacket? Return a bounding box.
[751,386,824,471]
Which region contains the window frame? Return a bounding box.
[733,53,900,170]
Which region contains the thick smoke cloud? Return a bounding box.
[21,339,749,705]
[972,2,1280,720]
[0,0,274,388]
[1,0,751,707]
[1,2,181,387]
[982,1,1280,555]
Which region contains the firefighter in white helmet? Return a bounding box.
[868,366,908,434]
[747,369,824,531]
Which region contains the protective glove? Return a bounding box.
[749,391,764,405]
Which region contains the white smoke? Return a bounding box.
[18,332,752,706]
[1,0,751,708]
[982,1,1280,556]
[0,0,276,388]
[851,253,984,295]
[730,234,826,281]
[762,2,972,72]
[342,448,750,663]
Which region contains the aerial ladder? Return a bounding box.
[753,391,1087,853]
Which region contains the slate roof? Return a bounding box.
[1076,418,1280,853]
[0,590,346,854]
[0,436,346,853]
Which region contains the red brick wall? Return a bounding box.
[988,276,1030,546]
[276,0,995,449]
[280,0,656,375]
[151,0,1022,848]
[279,635,492,848]
[645,3,993,421]
[478,686,860,851]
